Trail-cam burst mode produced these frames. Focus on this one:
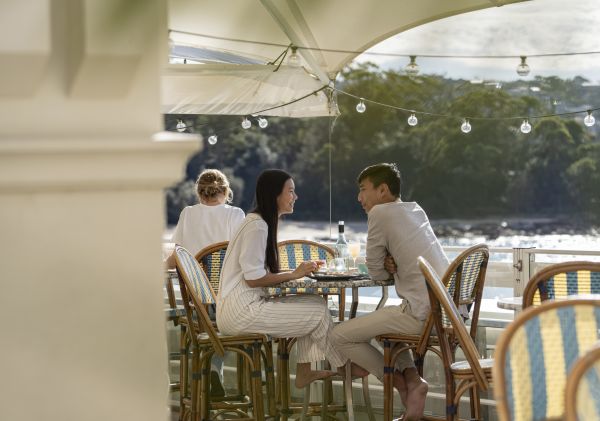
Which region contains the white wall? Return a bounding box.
[0,1,198,420]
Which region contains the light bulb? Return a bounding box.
[207,135,218,145]
[461,119,471,134]
[176,120,186,132]
[258,117,268,128]
[405,55,419,76]
[356,99,366,113]
[584,110,596,127]
[516,56,530,77]
[287,46,301,67]
[241,117,251,129]
[407,113,418,126]
[520,119,532,134]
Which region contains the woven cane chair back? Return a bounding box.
[440,244,489,330]
[565,344,600,421]
[523,261,600,309]
[174,245,224,356]
[195,241,229,294]
[277,240,335,271]
[418,256,488,390]
[494,298,600,421]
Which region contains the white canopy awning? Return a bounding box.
[164,0,525,117]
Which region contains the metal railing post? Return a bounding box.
[512,247,536,296]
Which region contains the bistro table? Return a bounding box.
[266,275,394,319]
[497,296,523,312]
[264,275,394,421]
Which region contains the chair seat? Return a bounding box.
[451,358,494,373]
[198,331,270,345]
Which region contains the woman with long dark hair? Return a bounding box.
[217,169,348,387]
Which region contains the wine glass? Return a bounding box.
[348,242,361,269]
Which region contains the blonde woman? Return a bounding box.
[166,169,244,397]
[166,169,244,268]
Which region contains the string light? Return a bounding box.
[356,98,366,113]
[407,113,418,126]
[516,56,530,76]
[584,110,596,127]
[258,117,269,128]
[405,56,420,76]
[461,119,472,133]
[287,46,301,67]
[241,117,252,129]
[169,84,600,142]
[176,119,187,132]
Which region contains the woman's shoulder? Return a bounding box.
[223,204,245,215]
[243,213,267,229]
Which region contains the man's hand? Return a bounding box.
[384,254,397,274]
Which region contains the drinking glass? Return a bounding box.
[348,242,361,269]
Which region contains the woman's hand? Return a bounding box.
[292,261,318,278]
[384,254,397,274]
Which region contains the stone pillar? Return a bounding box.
[0,1,198,420]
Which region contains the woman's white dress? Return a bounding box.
[216,213,344,367]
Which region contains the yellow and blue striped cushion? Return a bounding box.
[175,245,215,305]
[503,303,600,421]
[532,271,600,306]
[278,243,332,271]
[199,248,227,294]
[575,356,600,420]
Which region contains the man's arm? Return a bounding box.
[366,208,391,280]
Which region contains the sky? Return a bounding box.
[356,0,600,83]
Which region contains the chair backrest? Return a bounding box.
[493,297,600,421]
[442,244,489,332]
[523,261,600,309]
[416,244,489,356]
[418,256,489,390]
[195,241,229,294]
[565,344,600,421]
[174,245,224,356]
[277,240,335,271]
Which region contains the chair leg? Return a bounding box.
[200,352,212,421]
[252,342,265,421]
[300,384,311,421]
[383,340,393,421]
[179,325,189,421]
[262,341,277,417]
[345,361,355,421]
[361,376,376,421]
[277,339,290,421]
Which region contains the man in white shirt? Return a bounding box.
[331,163,449,421]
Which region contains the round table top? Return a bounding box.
[497,296,523,310]
[276,277,394,289]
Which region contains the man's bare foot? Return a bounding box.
[393,370,408,407]
[294,362,336,388]
[337,362,369,379]
[403,369,428,421]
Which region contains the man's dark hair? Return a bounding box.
[357,163,402,198]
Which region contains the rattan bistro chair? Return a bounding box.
[418,256,494,421]
[522,261,600,309]
[494,297,600,421]
[275,240,345,319]
[565,343,600,421]
[174,245,275,421]
[377,244,489,421]
[195,241,229,295]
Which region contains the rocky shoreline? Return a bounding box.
[431,217,598,240]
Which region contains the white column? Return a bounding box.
[0,1,197,420]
